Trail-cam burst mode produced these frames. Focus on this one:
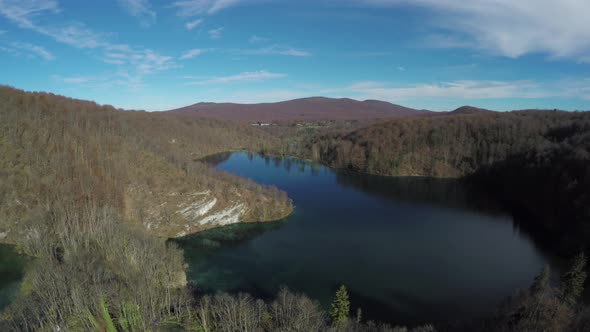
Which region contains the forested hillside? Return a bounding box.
[0,86,290,331]
[302,110,590,253]
[1,86,589,331]
[0,85,292,242]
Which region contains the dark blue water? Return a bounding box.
[178,152,551,325]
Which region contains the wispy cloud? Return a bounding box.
[11,41,55,60]
[102,46,177,75]
[180,48,204,59]
[185,70,287,85]
[184,18,202,30]
[329,80,544,101]
[208,27,223,39]
[53,75,94,84]
[117,0,156,27]
[249,35,269,44]
[317,78,590,105]
[1,41,55,60]
[236,45,312,57]
[172,0,241,16]
[52,71,148,90]
[0,0,60,28]
[0,0,176,85]
[352,0,590,62]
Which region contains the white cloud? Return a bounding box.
[53,75,94,84]
[52,71,148,90]
[208,27,223,39]
[0,0,176,83]
[332,80,544,101]
[237,45,312,57]
[117,0,156,26]
[315,79,590,105]
[249,35,269,43]
[185,70,287,85]
[180,48,204,59]
[0,0,60,28]
[102,46,177,75]
[172,0,241,16]
[10,41,54,60]
[185,18,203,30]
[352,0,590,61]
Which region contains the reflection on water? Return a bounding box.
[181,152,553,325]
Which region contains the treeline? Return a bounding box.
[305,111,588,178]
[301,110,590,253]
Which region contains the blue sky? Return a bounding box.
[0,0,589,111]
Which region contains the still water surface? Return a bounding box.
[0,244,26,311]
[178,152,551,325]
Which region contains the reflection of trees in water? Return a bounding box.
[333,169,582,259]
[334,170,506,216]
[202,151,232,166]
[175,220,287,251]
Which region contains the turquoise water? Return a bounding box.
[0,244,25,311]
[178,152,552,325]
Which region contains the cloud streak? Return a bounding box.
[184,18,202,30]
[172,0,242,16]
[185,70,287,85]
[317,79,590,105]
[0,0,176,85]
[236,45,312,57]
[327,80,544,101]
[180,48,204,59]
[117,0,156,26]
[11,41,55,60]
[208,27,223,39]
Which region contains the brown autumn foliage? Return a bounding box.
[302,110,590,253]
[0,85,292,241]
[1,85,589,331]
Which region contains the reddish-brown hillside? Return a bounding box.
[166,97,430,122]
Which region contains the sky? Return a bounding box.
[0,0,589,111]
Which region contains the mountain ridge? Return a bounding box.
[166,96,432,122]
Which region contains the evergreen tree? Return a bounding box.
[330,285,350,326]
[560,252,587,307]
[530,265,551,296]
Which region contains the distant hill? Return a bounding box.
[166,97,431,122]
[449,105,495,115]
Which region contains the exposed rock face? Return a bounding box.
[125,184,292,239]
[197,204,245,226]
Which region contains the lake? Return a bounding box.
[177,152,554,325]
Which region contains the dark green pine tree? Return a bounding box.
[530,265,551,296]
[330,285,350,326]
[560,252,587,307]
